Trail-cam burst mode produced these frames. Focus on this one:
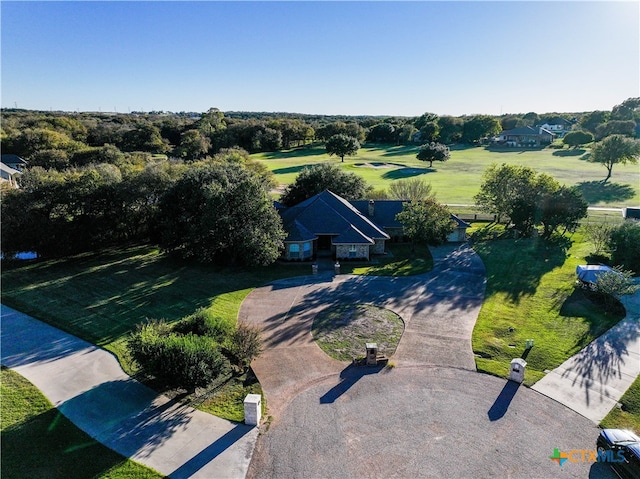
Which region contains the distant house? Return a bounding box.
[495,126,555,147]
[538,118,574,137]
[1,154,28,172]
[277,190,470,261]
[0,162,21,188]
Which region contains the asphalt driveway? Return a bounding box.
[240,244,619,479]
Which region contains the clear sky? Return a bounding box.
[1,1,638,117]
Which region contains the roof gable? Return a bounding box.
[279,190,390,243]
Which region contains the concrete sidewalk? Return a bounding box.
[0,304,257,479]
[532,286,640,424]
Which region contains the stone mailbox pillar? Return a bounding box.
[312,263,318,275]
[509,358,527,383]
[244,394,262,426]
[366,343,378,366]
[334,262,340,275]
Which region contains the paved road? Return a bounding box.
[240,244,620,479]
[1,304,257,479]
[533,282,640,423]
[249,367,610,479]
[239,244,486,421]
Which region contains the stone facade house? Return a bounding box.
[278,190,470,261]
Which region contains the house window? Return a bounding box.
[289,243,300,259]
[303,242,312,258]
[349,245,357,258]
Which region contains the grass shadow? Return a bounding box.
[552,148,586,157]
[381,167,434,179]
[484,145,546,154]
[576,181,635,204]
[272,164,320,175]
[473,235,572,303]
[261,147,326,160]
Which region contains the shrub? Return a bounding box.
[224,323,263,374]
[128,320,230,392]
[173,308,234,342]
[609,221,640,274]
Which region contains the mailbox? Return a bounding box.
[366,343,378,366]
[509,358,527,383]
[244,394,262,426]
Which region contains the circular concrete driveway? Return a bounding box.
[240,245,616,479]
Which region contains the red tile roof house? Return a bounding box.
[277,190,469,261]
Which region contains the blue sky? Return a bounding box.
[1,1,638,116]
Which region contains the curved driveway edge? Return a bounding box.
[1,304,257,479]
[238,244,486,421]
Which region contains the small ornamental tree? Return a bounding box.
[325,134,360,162]
[588,134,640,183]
[539,186,588,238]
[395,198,454,246]
[416,142,450,168]
[389,178,434,202]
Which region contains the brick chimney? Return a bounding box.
[368,199,375,217]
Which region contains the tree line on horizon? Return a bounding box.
[2,97,638,166]
[1,98,638,267]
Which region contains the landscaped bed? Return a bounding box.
[311,304,404,362]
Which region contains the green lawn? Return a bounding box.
[1,367,164,479]
[600,375,640,434]
[253,143,640,207]
[340,243,433,276]
[0,245,308,375]
[471,227,625,386]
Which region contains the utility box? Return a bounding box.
[366,343,378,366]
[509,358,527,383]
[244,394,262,426]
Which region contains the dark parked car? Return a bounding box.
[597,429,640,479]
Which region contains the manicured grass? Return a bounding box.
[340,243,433,276]
[471,227,625,386]
[1,367,163,479]
[253,144,640,206]
[196,379,263,423]
[0,245,307,375]
[311,304,404,362]
[600,375,640,434]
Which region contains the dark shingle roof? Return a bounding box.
[350,200,404,228]
[279,190,389,245]
[282,219,317,242]
[1,154,27,167]
[332,225,375,244]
